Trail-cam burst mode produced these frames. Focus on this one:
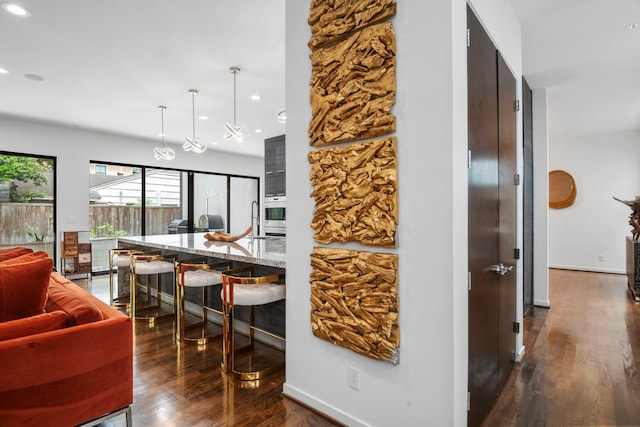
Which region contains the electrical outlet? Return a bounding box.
[598,255,604,262]
[348,366,360,391]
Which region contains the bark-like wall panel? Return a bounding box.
[308,137,397,247]
[309,22,396,147]
[310,247,399,364]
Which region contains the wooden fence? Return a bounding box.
[0,203,182,244]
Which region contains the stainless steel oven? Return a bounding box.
[264,197,286,236]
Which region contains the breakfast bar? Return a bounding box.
[117,233,286,269]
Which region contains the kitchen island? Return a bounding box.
[118,233,286,268]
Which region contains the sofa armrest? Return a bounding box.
[0,310,68,342]
[0,310,133,426]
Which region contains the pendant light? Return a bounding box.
[153,106,175,160]
[223,66,249,143]
[183,89,208,153]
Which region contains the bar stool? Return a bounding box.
[175,259,233,346]
[220,267,285,381]
[108,249,143,308]
[130,253,176,325]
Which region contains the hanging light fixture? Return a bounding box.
[154,106,175,160]
[224,66,249,143]
[183,89,208,153]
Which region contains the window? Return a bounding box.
[94,164,107,174]
[0,151,56,258]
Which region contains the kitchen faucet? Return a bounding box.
[250,200,259,238]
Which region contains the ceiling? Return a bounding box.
[511,0,640,138]
[0,1,638,160]
[0,0,285,158]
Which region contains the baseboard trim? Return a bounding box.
[534,299,551,308]
[282,383,369,427]
[515,345,525,363]
[549,264,625,275]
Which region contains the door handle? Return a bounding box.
[489,263,513,276]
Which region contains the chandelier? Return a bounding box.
[183,89,208,153]
[153,106,175,160]
[223,66,249,143]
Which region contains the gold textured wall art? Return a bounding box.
[308,137,397,247]
[308,0,397,50]
[309,22,396,147]
[310,247,399,364]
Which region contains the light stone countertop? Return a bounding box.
[118,233,286,269]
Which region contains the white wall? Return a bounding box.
[549,128,640,274]
[284,1,521,426]
[0,115,263,267]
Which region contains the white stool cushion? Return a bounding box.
[133,260,174,275]
[112,254,132,268]
[179,269,222,287]
[221,283,285,306]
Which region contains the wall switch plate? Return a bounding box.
[348,366,360,390]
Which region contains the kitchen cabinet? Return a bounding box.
[265,135,286,197]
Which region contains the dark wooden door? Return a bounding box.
[522,78,534,316]
[497,52,517,389]
[467,7,499,426]
[467,7,518,426]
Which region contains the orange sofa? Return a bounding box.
[0,248,133,426]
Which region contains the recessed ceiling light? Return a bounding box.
[1,2,30,17]
[0,67,9,74]
[276,109,287,124]
[24,73,44,81]
[255,129,263,134]
[250,94,262,101]
[626,23,639,30]
[198,115,208,120]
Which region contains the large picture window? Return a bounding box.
[0,151,56,258]
[89,161,259,272]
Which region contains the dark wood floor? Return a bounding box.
[76,269,640,426]
[483,269,640,426]
[75,275,341,427]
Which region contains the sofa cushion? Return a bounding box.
[0,251,48,266]
[0,257,53,322]
[0,247,33,262]
[0,310,68,341]
[46,281,104,326]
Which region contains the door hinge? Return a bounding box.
[514,248,520,260]
[467,391,471,411]
[468,272,471,291]
[513,322,520,334]
[467,28,470,47]
[514,99,520,112]
[468,150,471,169]
[514,173,520,185]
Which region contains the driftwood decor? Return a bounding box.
[308,137,397,247]
[308,0,397,50]
[309,22,396,147]
[310,247,399,364]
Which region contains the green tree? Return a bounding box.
[0,155,52,202]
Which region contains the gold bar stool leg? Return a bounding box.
[129,253,176,326]
[220,268,285,381]
[109,249,142,309]
[175,260,231,347]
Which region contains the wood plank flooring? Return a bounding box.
[483,269,640,426]
[75,275,341,427]
[75,269,640,426]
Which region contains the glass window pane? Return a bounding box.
[89,163,142,272]
[0,152,55,257]
[230,176,259,235]
[144,168,183,236]
[194,174,228,232]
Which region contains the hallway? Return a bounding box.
[483,269,640,426]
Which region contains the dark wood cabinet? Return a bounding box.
[265,135,286,197]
